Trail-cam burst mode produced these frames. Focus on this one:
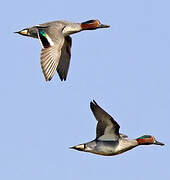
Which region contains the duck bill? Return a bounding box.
[154,140,165,146]
[99,24,110,28]
[14,29,29,36]
[70,144,85,151]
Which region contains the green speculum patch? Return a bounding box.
[39,30,47,37]
[38,29,51,48]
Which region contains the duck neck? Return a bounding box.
[113,138,138,155]
[62,24,82,35]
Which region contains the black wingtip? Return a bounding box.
[90,100,97,105]
[63,77,67,81]
[90,100,98,110]
[58,76,66,81]
[44,75,52,81]
[92,100,97,105]
[90,101,94,108]
[57,70,67,81]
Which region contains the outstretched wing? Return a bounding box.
[37,27,65,81]
[90,100,120,141]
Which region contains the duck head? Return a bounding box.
[136,135,164,146]
[81,19,110,30]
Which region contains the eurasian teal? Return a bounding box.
[70,100,164,156]
[15,20,110,81]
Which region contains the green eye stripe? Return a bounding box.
[137,135,151,139]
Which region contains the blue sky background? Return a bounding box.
[0,0,169,179]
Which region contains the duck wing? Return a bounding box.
[90,100,120,141]
[37,26,65,81]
